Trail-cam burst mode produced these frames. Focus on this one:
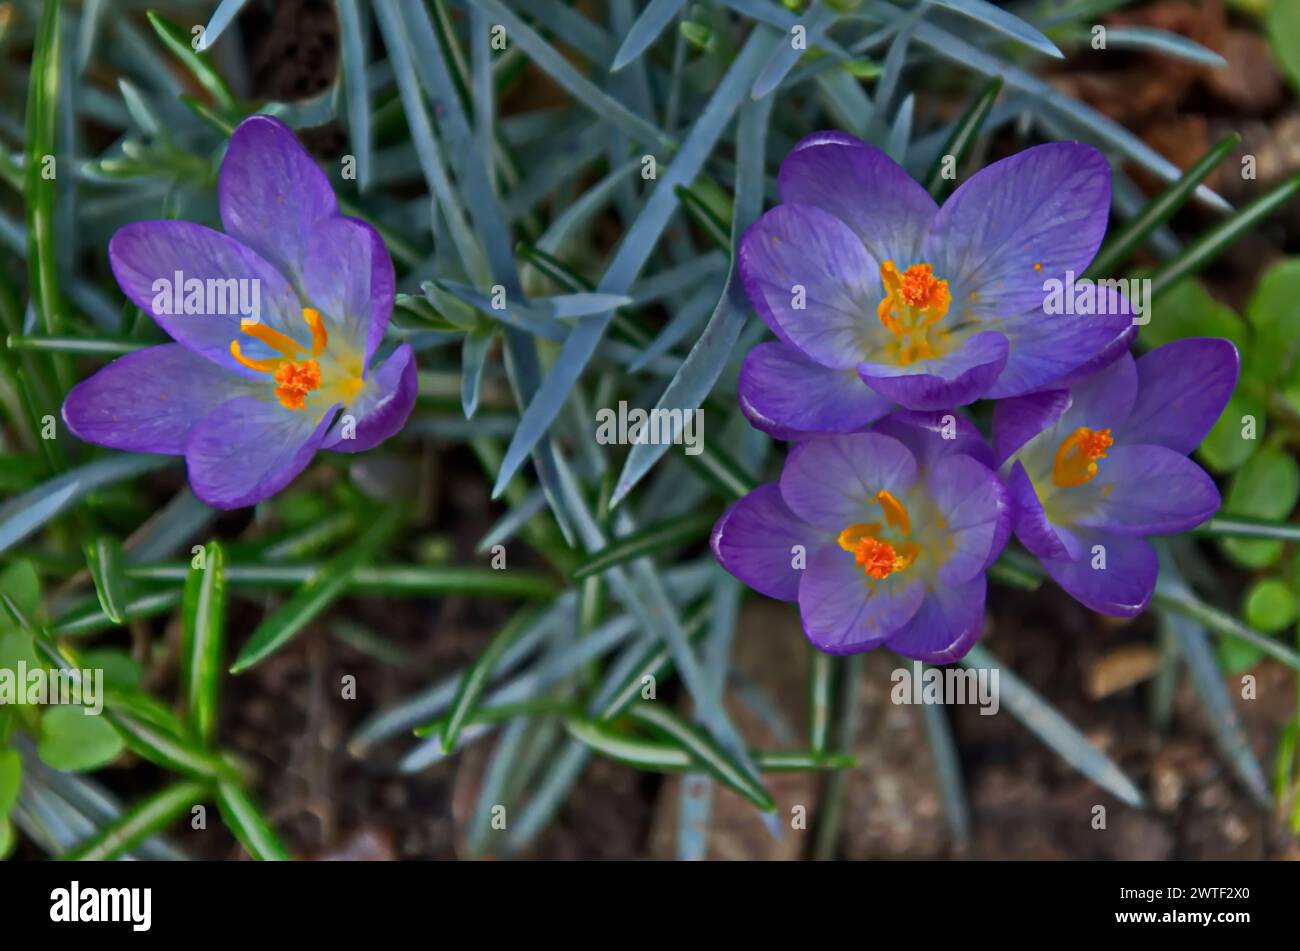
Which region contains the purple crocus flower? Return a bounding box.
[62,116,416,509]
[711,411,1010,661]
[736,132,1135,439]
[992,338,1239,616]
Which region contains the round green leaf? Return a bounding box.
[1245,259,1300,383]
[0,748,20,819]
[1142,278,1247,350]
[0,560,41,630]
[1198,390,1263,474]
[1268,1,1300,93]
[37,706,123,772]
[1221,447,1300,568]
[79,648,142,690]
[1242,578,1297,633]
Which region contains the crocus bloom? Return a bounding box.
[992,338,1239,616]
[736,132,1134,439]
[63,116,416,509]
[711,412,1010,660]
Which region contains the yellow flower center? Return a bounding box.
[877,260,951,366]
[837,490,918,581]
[230,307,364,411]
[1052,426,1113,488]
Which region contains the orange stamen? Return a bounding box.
[876,489,911,534]
[302,307,328,355]
[273,360,321,412]
[876,260,951,365]
[227,308,333,411]
[1052,426,1113,488]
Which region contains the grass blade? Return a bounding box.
[570,512,716,580]
[442,607,542,753]
[961,644,1146,807]
[215,781,291,860]
[83,536,128,626]
[924,77,1002,198]
[60,781,206,862]
[182,539,227,746]
[1085,133,1240,280]
[230,508,401,674]
[613,0,688,72]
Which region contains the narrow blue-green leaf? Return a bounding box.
[611,93,775,506]
[470,0,671,151]
[1102,26,1226,67]
[338,0,373,192]
[808,650,833,756]
[629,703,775,811]
[84,536,128,626]
[492,28,777,499]
[930,0,1063,58]
[461,326,494,419]
[181,539,226,746]
[921,693,971,849]
[1153,577,1300,670]
[613,0,688,71]
[962,644,1146,807]
[0,454,172,555]
[442,607,542,753]
[752,2,838,99]
[59,781,206,862]
[197,0,251,50]
[570,512,715,580]
[909,17,1228,210]
[215,781,291,861]
[230,508,401,674]
[1167,610,1270,807]
[77,0,108,73]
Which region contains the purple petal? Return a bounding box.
[321,344,418,453]
[1059,349,1138,432]
[926,454,1011,584]
[302,216,395,365]
[798,544,925,654]
[858,330,1007,410]
[885,576,986,663]
[62,345,246,454]
[1053,444,1221,536]
[1006,461,1075,561]
[1040,529,1157,618]
[711,483,825,602]
[987,308,1137,398]
[992,389,1068,468]
[1122,338,1240,454]
[737,204,880,369]
[738,341,891,439]
[926,143,1111,321]
[184,397,338,509]
[780,432,918,530]
[873,409,994,469]
[777,131,937,266]
[218,115,339,290]
[108,220,304,378]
